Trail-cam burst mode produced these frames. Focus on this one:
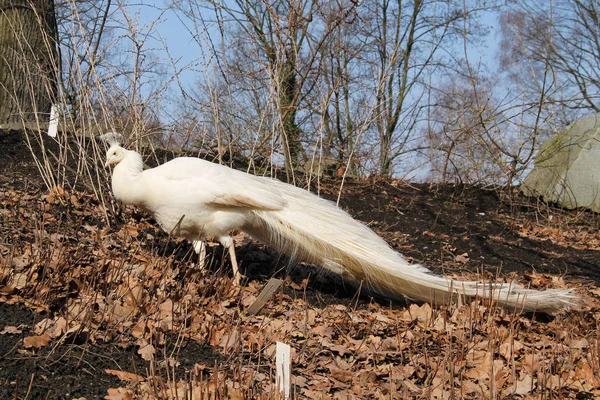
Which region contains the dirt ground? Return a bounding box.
[1,130,599,399]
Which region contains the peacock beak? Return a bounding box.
[104,159,111,168]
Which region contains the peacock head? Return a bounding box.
[104,145,128,168]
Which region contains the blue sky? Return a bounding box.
[129,1,502,99]
[130,2,206,87]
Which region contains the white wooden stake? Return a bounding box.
[276,341,291,399]
[247,278,283,315]
[47,104,59,137]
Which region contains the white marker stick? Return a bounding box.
[47,104,59,137]
[276,341,291,399]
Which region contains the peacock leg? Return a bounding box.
[220,235,242,285]
[193,240,206,270]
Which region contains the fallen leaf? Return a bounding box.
[569,338,589,349]
[522,353,541,374]
[514,372,535,395]
[499,338,524,360]
[82,224,98,233]
[455,253,470,263]
[34,318,55,335]
[11,256,30,270]
[241,292,257,308]
[405,302,433,325]
[105,387,134,400]
[23,333,51,349]
[219,329,239,352]
[328,344,351,356]
[329,368,354,383]
[124,225,139,238]
[575,360,599,390]
[137,342,155,361]
[105,369,144,383]
[294,375,308,388]
[310,325,333,338]
[0,326,22,335]
[9,272,28,289]
[302,389,331,399]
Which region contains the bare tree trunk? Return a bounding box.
[0,0,58,127]
[374,0,423,177]
[280,60,302,176]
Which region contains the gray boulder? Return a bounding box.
[521,113,600,212]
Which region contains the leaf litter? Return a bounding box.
[1,173,600,398]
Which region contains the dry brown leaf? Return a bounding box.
[109,304,136,322]
[569,338,589,349]
[406,302,433,325]
[23,333,51,349]
[574,360,599,390]
[329,368,354,384]
[124,225,139,238]
[0,325,22,335]
[263,343,276,359]
[51,317,68,338]
[33,317,69,338]
[428,376,449,400]
[105,387,134,400]
[513,372,535,395]
[9,272,28,289]
[10,253,31,270]
[310,325,333,338]
[105,369,144,383]
[82,224,98,233]
[302,389,331,399]
[499,338,524,360]
[241,292,257,308]
[332,389,358,399]
[455,252,470,263]
[493,360,509,390]
[545,374,562,390]
[34,318,55,335]
[461,379,485,396]
[219,329,239,352]
[158,299,176,328]
[294,375,308,388]
[137,342,155,361]
[0,264,11,281]
[328,343,351,356]
[464,349,494,382]
[401,379,422,394]
[522,353,541,374]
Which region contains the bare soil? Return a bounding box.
[1,130,599,399]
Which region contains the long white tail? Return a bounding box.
[245,181,579,313]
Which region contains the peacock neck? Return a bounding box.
[112,151,146,206]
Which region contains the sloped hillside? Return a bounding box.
[1,130,599,399]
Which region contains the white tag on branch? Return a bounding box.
[276,341,291,399]
[47,104,59,137]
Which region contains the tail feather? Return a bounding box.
[246,182,579,313]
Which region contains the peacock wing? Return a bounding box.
[143,157,287,211]
[210,174,287,211]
